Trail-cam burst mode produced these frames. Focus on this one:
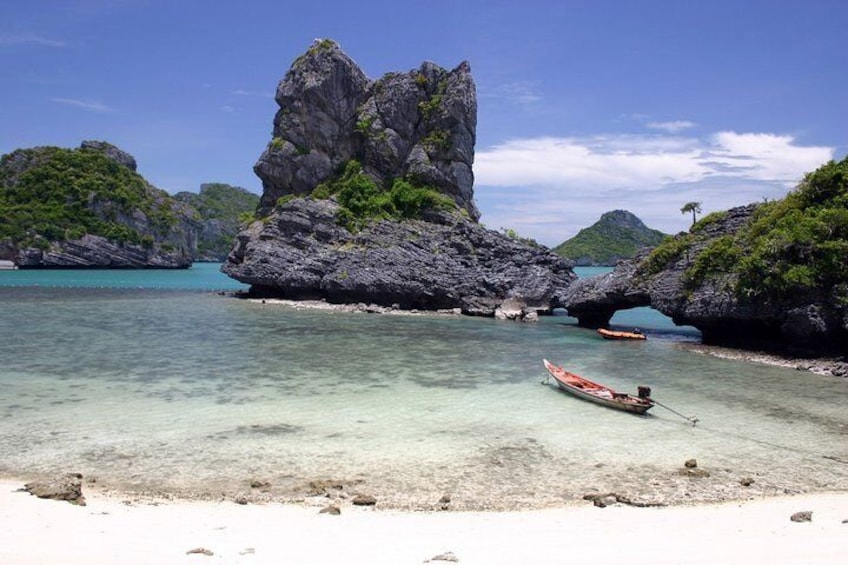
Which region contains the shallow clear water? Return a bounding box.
[0,266,846,509]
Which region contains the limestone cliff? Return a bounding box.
[254,39,478,220]
[224,40,575,316]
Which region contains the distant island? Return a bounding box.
[174,183,259,261]
[0,141,257,267]
[553,210,667,266]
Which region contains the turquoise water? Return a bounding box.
[0,262,248,291]
[0,266,846,510]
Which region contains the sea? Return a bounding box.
[1,264,846,510]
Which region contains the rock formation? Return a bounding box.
[0,142,199,268]
[80,140,137,172]
[225,199,573,316]
[253,39,478,220]
[223,40,575,316]
[563,198,848,356]
[23,473,86,505]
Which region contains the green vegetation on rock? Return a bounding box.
[642,156,848,299]
[553,210,666,266]
[174,183,258,223]
[310,160,455,231]
[0,146,175,248]
[174,183,259,260]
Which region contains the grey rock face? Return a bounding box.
[17,233,194,268]
[80,140,137,171]
[561,256,651,327]
[223,199,575,316]
[254,39,478,220]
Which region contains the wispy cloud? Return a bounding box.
[474,132,834,245]
[50,97,115,113]
[220,105,236,113]
[232,89,272,98]
[480,81,542,106]
[647,120,697,133]
[0,32,65,47]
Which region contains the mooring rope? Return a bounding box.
[652,399,699,426]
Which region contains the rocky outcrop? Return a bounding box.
[224,199,574,316]
[0,143,199,268]
[563,203,848,356]
[16,233,194,268]
[23,473,86,505]
[80,140,137,172]
[561,256,651,327]
[254,39,478,220]
[224,40,574,315]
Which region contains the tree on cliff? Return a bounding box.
[680,201,702,225]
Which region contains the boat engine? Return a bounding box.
[637,386,652,400]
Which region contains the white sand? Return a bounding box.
[2,482,846,564]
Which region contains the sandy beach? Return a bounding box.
[3,481,846,565]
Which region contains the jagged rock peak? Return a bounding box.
[224,40,574,315]
[254,39,479,220]
[600,210,650,229]
[80,140,137,172]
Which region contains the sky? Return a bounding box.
[1,0,846,246]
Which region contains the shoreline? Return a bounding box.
[243,295,848,378]
[678,342,847,378]
[3,479,847,564]
[246,296,464,317]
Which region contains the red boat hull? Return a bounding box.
[542,359,653,415]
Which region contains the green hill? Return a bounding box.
[174,183,259,261]
[553,210,667,266]
[0,143,195,266]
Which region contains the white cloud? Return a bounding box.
[647,120,696,133]
[0,32,65,47]
[474,132,834,246]
[50,97,115,113]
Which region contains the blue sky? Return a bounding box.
[1,0,845,246]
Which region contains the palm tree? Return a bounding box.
[680,201,702,226]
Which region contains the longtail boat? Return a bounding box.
[542,359,654,415]
[597,328,647,341]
